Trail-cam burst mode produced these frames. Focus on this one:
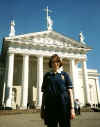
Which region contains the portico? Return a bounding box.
[3,33,93,109]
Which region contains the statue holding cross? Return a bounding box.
[79,32,85,44]
[44,6,53,31]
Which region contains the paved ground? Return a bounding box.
[0,112,100,127]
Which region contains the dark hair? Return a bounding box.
[49,54,63,68]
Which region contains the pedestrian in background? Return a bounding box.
[74,99,80,115]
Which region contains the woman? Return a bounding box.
[41,54,75,127]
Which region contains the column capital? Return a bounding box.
[69,58,75,60]
[80,58,87,62]
[69,58,75,62]
[36,55,43,62]
[75,59,80,65]
[36,55,43,58]
[7,53,14,56]
[21,54,29,57]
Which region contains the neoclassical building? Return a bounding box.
[0,10,100,109]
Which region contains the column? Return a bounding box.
[37,55,43,108]
[70,59,79,100]
[95,78,100,104]
[2,81,6,106]
[6,53,14,107]
[21,55,29,109]
[82,60,90,104]
[74,60,79,99]
[2,56,8,106]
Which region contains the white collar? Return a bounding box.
[57,66,63,73]
[51,66,63,74]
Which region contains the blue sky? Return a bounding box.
[0,0,100,74]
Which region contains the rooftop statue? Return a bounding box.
[47,16,53,30]
[44,6,53,31]
[79,32,85,44]
[9,20,15,37]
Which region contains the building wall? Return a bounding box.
[11,59,100,108]
[11,86,21,109]
[78,69,99,107]
[13,55,23,86]
[88,78,98,105]
[13,55,37,107]
[28,57,37,104]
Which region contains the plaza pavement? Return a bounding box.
[0,112,100,127]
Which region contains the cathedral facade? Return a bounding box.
[0,11,100,109]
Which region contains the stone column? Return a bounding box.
[82,60,90,104]
[70,59,79,100]
[2,57,8,106]
[2,81,6,106]
[74,60,79,99]
[95,78,100,104]
[6,53,14,107]
[37,55,43,108]
[21,55,29,109]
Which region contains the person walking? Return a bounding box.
[40,54,75,127]
[74,99,80,115]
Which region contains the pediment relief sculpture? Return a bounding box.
[5,31,91,52]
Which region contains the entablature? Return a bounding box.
[7,46,87,60]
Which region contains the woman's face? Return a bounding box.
[51,59,60,72]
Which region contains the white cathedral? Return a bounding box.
[0,7,100,109]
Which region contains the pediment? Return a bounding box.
[5,30,92,51]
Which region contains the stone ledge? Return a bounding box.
[80,107,100,112]
[0,109,40,115]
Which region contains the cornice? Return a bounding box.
[7,46,87,60]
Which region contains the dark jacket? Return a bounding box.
[41,71,73,125]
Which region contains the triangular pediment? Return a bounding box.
[5,30,92,52]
